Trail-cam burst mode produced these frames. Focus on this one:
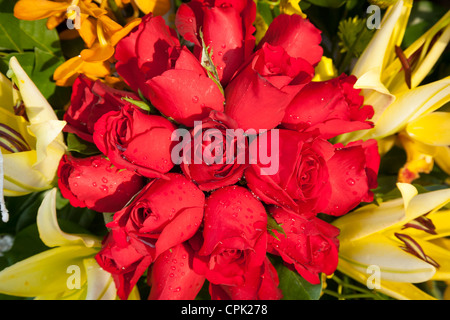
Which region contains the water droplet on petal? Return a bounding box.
[192,96,199,103]
[346,178,355,186]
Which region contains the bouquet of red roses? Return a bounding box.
[55,0,380,300]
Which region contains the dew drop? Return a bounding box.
[192,96,199,103]
[102,177,108,183]
[346,178,355,186]
[91,160,100,168]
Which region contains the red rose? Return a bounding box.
[224,43,314,131]
[258,13,323,66]
[95,231,152,300]
[193,185,267,286]
[93,104,176,179]
[114,14,179,98]
[115,14,225,127]
[146,46,225,127]
[96,173,205,300]
[322,139,380,216]
[245,129,334,216]
[209,257,282,300]
[63,75,139,143]
[267,206,340,284]
[147,242,206,300]
[57,154,146,213]
[175,0,256,85]
[178,110,247,191]
[282,74,374,139]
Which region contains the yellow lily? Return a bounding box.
[0,57,66,201]
[336,0,450,182]
[0,188,131,299]
[333,183,450,300]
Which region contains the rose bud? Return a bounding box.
[322,139,380,216]
[115,14,224,127]
[175,0,256,85]
[209,257,282,300]
[57,154,146,213]
[147,242,206,300]
[282,74,374,139]
[245,129,334,217]
[224,43,314,132]
[93,104,176,179]
[63,75,140,142]
[95,231,153,300]
[267,206,340,284]
[96,173,205,300]
[193,185,267,286]
[178,110,248,191]
[257,13,323,66]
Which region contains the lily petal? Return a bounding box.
[392,186,450,230]
[0,72,14,112]
[3,151,54,195]
[339,235,436,283]
[419,239,450,281]
[406,112,450,146]
[28,120,67,176]
[333,183,417,242]
[363,77,450,140]
[8,57,59,124]
[352,0,406,79]
[337,258,436,300]
[0,245,97,297]
[83,258,117,300]
[37,188,102,248]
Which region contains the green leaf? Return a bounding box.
[122,96,152,112]
[0,0,69,108]
[66,133,101,156]
[274,258,323,300]
[267,214,286,241]
[3,223,48,266]
[0,0,62,57]
[199,29,224,96]
[257,1,273,25]
[305,0,347,8]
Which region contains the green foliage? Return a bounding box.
[337,16,375,58]
[305,0,347,8]
[272,256,323,300]
[66,133,101,157]
[0,0,69,109]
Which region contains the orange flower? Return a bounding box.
[14,0,171,86]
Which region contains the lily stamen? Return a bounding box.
[395,233,440,269]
